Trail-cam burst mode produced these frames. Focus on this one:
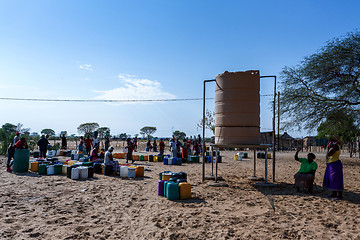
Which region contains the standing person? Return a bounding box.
[7,143,15,172]
[84,136,92,156]
[37,135,49,158]
[60,133,67,149]
[182,139,189,162]
[146,140,152,152]
[294,148,318,193]
[323,135,344,200]
[13,132,20,145]
[104,136,110,151]
[78,136,85,153]
[170,138,177,158]
[198,134,202,155]
[126,138,134,163]
[159,139,165,156]
[193,140,200,156]
[176,139,182,158]
[133,136,138,152]
[153,140,157,152]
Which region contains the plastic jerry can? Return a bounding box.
[234,154,238,160]
[179,182,191,199]
[177,178,187,183]
[30,162,39,172]
[67,165,75,178]
[88,166,94,178]
[159,172,162,180]
[166,182,179,200]
[178,172,187,181]
[158,155,163,162]
[79,167,88,179]
[53,165,62,175]
[13,149,30,173]
[93,163,102,174]
[243,152,248,158]
[171,157,177,165]
[164,181,169,197]
[158,180,166,196]
[140,155,144,161]
[153,156,158,162]
[176,158,182,165]
[104,165,112,176]
[120,166,129,178]
[47,165,55,175]
[162,172,172,181]
[33,151,40,158]
[135,166,144,178]
[62,165,68,175]
[149,155,153,162]
[128,167,136,178]
[38,164,47,175]
[168,158,172,165]
[163,158,168,165]
[144,155,149,161]
[71,167,80,180]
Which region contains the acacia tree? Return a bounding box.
[173,130,186,140]
[77,123,99,137]
[97,127,110,139]
[140,126,157,140]
[41,129,55,136]
[280,31,360,131]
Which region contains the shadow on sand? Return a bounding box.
[252,181,360,205]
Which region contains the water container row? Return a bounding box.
[234,152,248,161]
[163,157,182,166]
[119,166,145,178]
[257,152,272,159]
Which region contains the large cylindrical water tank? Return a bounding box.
[214,70,260,145]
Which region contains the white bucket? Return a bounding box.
[79,167,88,179]
[62,165,68,174]
[73,154,79,160]
[128,167,136,178]
[120,166,128,178]
[47,150,55,158]
[71,167,80,180]
[47,165,55,175]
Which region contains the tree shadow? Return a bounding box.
[252,181,360,205]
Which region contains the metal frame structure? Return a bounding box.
[202,75,277,184]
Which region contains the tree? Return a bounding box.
[97,127,110,139]
[2,123,17,134]
[16,123,30,134]
[140,126,157,140]
[119,133,128,140]
[77,122,99,137]
[173,130,186,140]
[41,129,55,136]
[317,109,360,157]
[197,110,215,134]
[280,31,360,131]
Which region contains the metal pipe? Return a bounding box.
[202,79,215,183]
[260,75,276,182]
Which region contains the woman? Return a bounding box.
[294,148,317,193]
[323,135,344,200]
[90,144,101,162]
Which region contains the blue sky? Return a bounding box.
[0,0,359,138]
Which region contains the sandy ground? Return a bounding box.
[0,147,359,240]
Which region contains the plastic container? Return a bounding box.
[135,166,144,178]
[33,151,40,158]
[158,155,163,162]
[153,156,158,162]
[67,165,75,178]
[104,165,112,176]
[234,154,239,161]
[164,181,169,197]
[158,180,166,196]
[178,172,187,181]
[88,166,94,178]
[144,155,149,161]
[54,164,62,175]
[79,167,88,179]
[179,182,191,199]
[159,172,162,180]
[168,158,172,165]
[71,167,80,180]
[120,166,129,178]
[13,149,30,172]
[133,155,140,161]
[47,165,55,175]
[243,152,248,158]
[62,165,68,174]
[47,150,55,158]
[38,164,47,175]
[93,163,102,173]
[30,162,39,172]
[171,157,177,165]
[166,182,179,200]
[140,155,144,161]
[128,167,136,178]
[162,172,172,181]
[149,155,153,162]
[163,158,168,165]
[176,158,182,165]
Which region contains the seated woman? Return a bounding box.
[294,148,318,193]
[90,144,102,163]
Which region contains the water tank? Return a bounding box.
[214,70,260,145]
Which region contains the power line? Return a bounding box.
[0,95,273,103]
